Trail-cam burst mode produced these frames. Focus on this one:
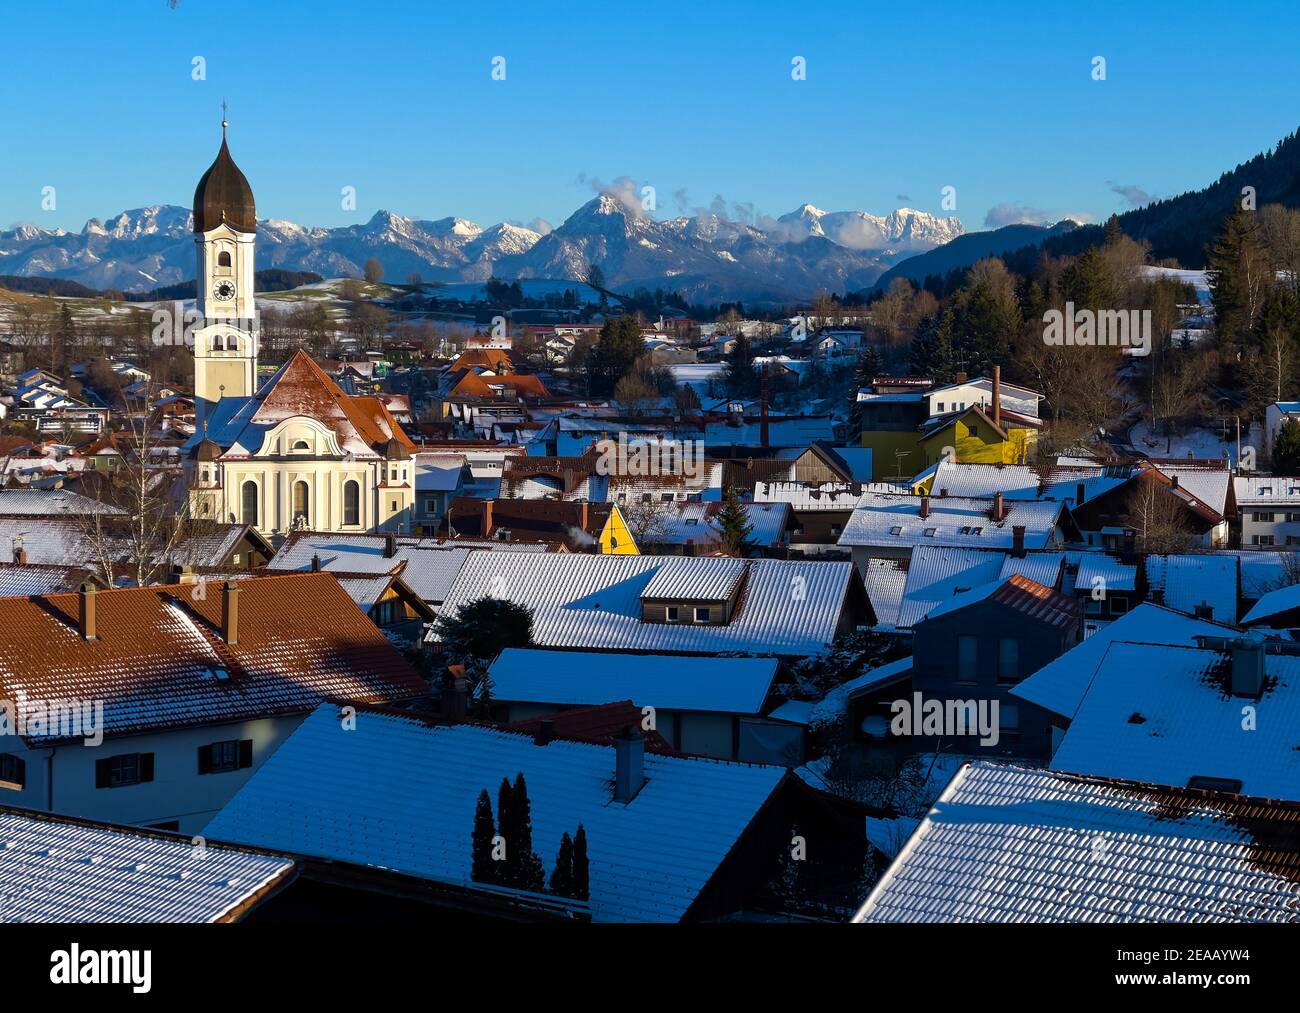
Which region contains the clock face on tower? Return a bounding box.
[213,280,237,302]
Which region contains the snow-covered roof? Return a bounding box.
[267,531,545,603]
[754,481,864,511]
[861,558,906,630]
[1233,550,1291,599]
[648,501,791,549]
[489,648,779,714]
[0,563,90,598]
[920,573,1077,629]
[838,493,1063,552]
[1010,603,1237,719]
[855,761,1300,923]
[415,454,468,492]
[809,656,913,727]
[0,573,426,743]
[0,517,252,571]
[0,488,123,516]
[1233,475,1300,505]
[1145,554,1238,622]
[1242,581,1300,625]
[1153,464,1231,518]
[0,807,294,923]
[926,460,1123,505]
[1051,642,1300,799]
[1073,552,1138,593]
[702,417,835,448]
[203,705,787,923]
[429,552,859,656]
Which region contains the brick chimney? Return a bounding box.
[383,533,398,558]
[992,365,1002,429]
[12,541,26,566]
[1011,524,1026,558]
[311,553,322,572]
[614,724,646,802]
[992,491,1005,522]
[955,371,967,383]
[78,582,97,642]
[221,580,240,646]
[442,664,469,722]
[481,499,494,537]
[919,494,931,519]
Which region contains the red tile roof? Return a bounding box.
[991,573,1081,629]
[503,700,679,754]
[0,572,427,742]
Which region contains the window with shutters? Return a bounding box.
[0,753,25,790]
[95,752,154,788]
[197,739,253,774]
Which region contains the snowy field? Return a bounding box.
[1128,419,1261,464]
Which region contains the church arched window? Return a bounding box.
[227,335,238,352]
[217,251,232,268]
[213,335,224,351]
[343,480,360,526]
[241,480,259,527]
[293,481,310,526]
[292,439,310,452]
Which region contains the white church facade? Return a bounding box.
[182,119,415,537]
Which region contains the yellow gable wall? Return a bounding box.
[919,417,1036,468]
[600,507,640,555]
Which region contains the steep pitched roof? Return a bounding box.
[0,572,426,743]
[207,351,415,459]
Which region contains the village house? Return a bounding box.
[0,572,427,834]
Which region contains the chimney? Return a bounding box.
[535,718,555,746]
[1170,475,1179,489]
[78,582,97,642]
[993,491,1005,522]
[1230,635,1265,698]
[919,494,931,519]
[1194,602,1214,620]
[221,580,240,646]
[759,373,770,449]
[992,365,1002,429]
[311,553,322,572]
[613,724,646,802]
[1012,525,1026,558]
[1076,482,1086,506]
[938,487,948,497]
[481,499,494,537]
[579,501,590,534]
[955,370,967,383]
[383,533,398,558]
[12,544,26,566]
[442,665,469,722]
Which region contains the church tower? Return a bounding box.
[192,110,258,427]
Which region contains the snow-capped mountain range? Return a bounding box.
[0,198,964,304]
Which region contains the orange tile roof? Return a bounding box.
[450,371,551,400]
[252,351,416,454]
[0,571,427,742]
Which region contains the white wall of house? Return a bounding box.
[1240,509,1300,547]
[0,714,305,835]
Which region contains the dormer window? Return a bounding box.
[694,607,711,623]
[212,336,224,351]
[666,606,680,622]
[291,440,310,452]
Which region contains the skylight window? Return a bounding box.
[924,527,936,536]
[890,525,903,535]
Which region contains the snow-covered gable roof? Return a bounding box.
[702,417,835,448]
[926,460,1125,505]
[203,705,788,923]
[855,761,1300,923]
[429,552,859,655]
[267,531,546,603]
[1010,603,1237,719]
[0,563,91,598]
[1051,642,1300,799]
[0,488,123,517]
[0,807,294,923]
[1072,552,1138,593]
[1145,554,1238,622]
[489,648,780,714]
[1234,475,1300,505]
[861,558,906,631]
[649,501,790,549]
[838,492,1064,552]
[1242,581,1300,625]
[0,517,253,571]
[754,481,865,511]
[1151,464,1231,518]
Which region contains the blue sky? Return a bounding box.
[4,0,1300,236]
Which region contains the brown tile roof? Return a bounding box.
[251,351,416,455]
[444,496,610,549]
[450,371,551,400]
[504,700,679,755]
[0,572,428,743]
[990,573,1081,629]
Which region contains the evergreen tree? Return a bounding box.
[722,333,759,398]
[471,789,497,884]
[1060,245,1115,312]
[431,596,534,665]
[511,773,546,891]
[590,316,643,396]
[1103,213,1124,246]
[715,486,754,556]
[550,832,575,898]
[496,776,515,885]
[1209,207,1270,351]
[854,345,882,389]
[1274,418,1300,474]
[572,824,589,901]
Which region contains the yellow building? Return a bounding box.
[917,405,1038,472]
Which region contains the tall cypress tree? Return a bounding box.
[496,776,515,885]
[550,832,575,898]
[572,824,590,901]
[471,789,496,884]
[512,773,546,891]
